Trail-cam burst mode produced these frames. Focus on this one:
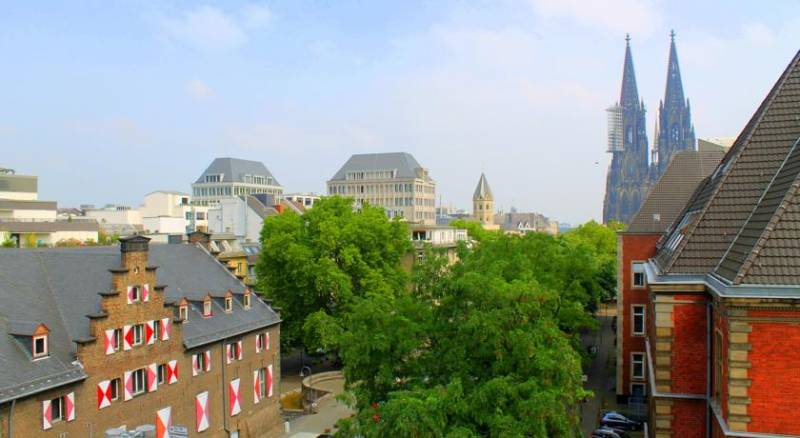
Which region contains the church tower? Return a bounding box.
[603,35,651,224]
[472,173,494,226]
[652,30,696,177]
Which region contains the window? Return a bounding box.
[632,262,646,288]
[256,333,267,351]
[154,321,161,341]
[51,396,65,423]
[179,304,189,321]
[225,297,233,313]
[33,335,48,358]
[631,353,645,380]
[132,368,146,396]
[195,352,207,373]
[257,367,267,399]
[243,293,251,310]
[130,286,140,302]
[632,305,645,336]
[133,324,144,346]
[157,364,167,385]
[110,378,120,401]
[113,328,122,351]
[631,382,646,398]
[203,300,212,317]
[227,342,241,362]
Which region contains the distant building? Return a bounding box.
[0,168,99,247]
[404,224,469,269]
[472,173,496,229]
[283,192,321,209]
[84,204,142,236]
[192,158,283,207]
[494,210,559,235]
[207,194,304,244]
[327,152,436,224]
[83,191,208,237]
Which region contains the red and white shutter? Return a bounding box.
[161,318,170,341]
[97,380,112,409]
[65,392,75,421]
[42,399,52,430]
[267,364,274,397]
[123,325,133,350]
[126,286,134,304]
[142,284,150,302]
[167,360,179,384]
[266,332,270,350]
[204,350,211,372]
[147,363,158,392]
[195,391,210,432]
[146,320,155,345]
[253,369,261,404]
[104,329,116,355]
[229,378,241,416]
[156,406,171,438]
[237,340,243,360]
[226,344,232,364]
[192,354,199,377]
[124,371,133,401]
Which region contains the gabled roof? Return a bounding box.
[329,152,431,181]
[654,51,800,280]
[194,157,281,186]
[627,150,723,234]
[473,173,493,201]
[0,244,280,403]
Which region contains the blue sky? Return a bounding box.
[1,1,798,224]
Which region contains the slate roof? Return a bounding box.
[329,152,431,181]
[654,51,800,285]
[0,244,280,403]
[194,157,281,186]
[627,150,723,234]
[473,173,493,201]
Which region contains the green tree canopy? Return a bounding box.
[256,196,411,349]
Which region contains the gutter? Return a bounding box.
[710,402,800,438]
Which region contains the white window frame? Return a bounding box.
[132,368,146,396]
[33,334,48,358]
[243,293,251,310]
[227,341,240,362]
[225,297,233,313]
[51,395,65,423]
[631,352,645,380]
[154,321,161,340]
[196,352,207,373]
[203,300,212,317]
[258,367,267,398]
[131,286,140,302]
[110,378,120,401]
[179,305,188,321]
[632,305,646,336]
[632,262,646,289]
[113,328,122,351]
[157,363,167,385]
[132,324,144,346]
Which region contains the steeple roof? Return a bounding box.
[663,30,685,107]
[473,173,493,201]
[620,34,640,107]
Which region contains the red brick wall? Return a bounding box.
[712,306,728,420]
[671,295,708,395]
[618,233,660,396]
[672,399,706,438]
[747,311,800,435]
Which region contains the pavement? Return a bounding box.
[580,302,621,437]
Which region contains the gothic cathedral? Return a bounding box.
[603,32,695,224]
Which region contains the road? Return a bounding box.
[580,303,618,437]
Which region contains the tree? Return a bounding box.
[335,239,591,437]
[560,220,622,304]
[256,196,411,349]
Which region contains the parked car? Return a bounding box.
[598,425,630,438]
[591,429,623,438]
[600,412,642,431]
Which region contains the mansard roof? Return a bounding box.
[654,51,800,284]
[194,157,281,186]
[627,150,723,234]
[0,244,280,403]
[329,152,431,182]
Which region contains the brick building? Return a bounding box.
[616,149,723,404]
[0,235,283,437]
[640,51,800,437]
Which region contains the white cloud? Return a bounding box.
[530,0,662,37]
[187,80,214,99]
[158,4,271,50]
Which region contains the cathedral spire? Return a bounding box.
[664,30,685,107]
[620,33,640,107]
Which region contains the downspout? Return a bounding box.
[8,398,15,438]
[706,302,712,437]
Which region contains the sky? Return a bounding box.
[1,1,799,224]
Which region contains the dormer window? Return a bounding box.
[179,305,188,321]
[243,292,251,310]
[33,334,48,358]
[203,299,212,317]
[224,297,233,313]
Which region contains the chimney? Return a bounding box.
[119,235,151,269]
[187,230,211,249]
[273,203,284,214]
